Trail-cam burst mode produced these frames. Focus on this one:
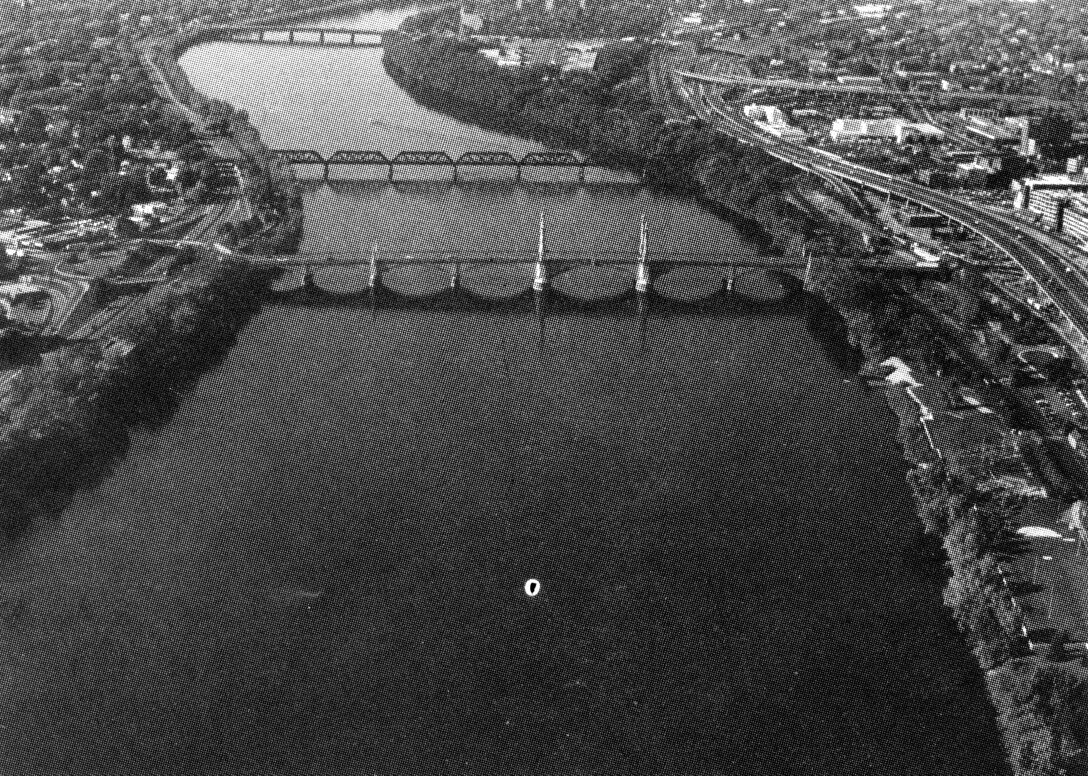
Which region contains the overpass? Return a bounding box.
[679,70,1070,111]
[206,25,384,46]
[673,67,1088,365]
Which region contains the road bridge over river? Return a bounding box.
[189,212,948,298]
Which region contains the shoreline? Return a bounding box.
[378,25,1086,776]
[0,4,1075,772]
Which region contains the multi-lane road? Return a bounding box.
[666,62,1088,359]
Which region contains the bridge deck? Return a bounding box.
[246,253,915,271]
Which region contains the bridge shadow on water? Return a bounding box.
[0,270,861,546]
[264,269,807,319]
[299,178,646,197]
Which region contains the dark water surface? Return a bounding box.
[0,8,1008,774]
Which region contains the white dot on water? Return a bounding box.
[524,579,541,597]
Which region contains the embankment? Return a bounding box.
[0,18,310,534]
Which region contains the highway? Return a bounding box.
[665,62,1088,359]
[678,69,1071,111]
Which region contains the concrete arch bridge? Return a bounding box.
[244,214,816,298]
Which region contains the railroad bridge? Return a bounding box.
[208,25,384,46]
[269,149,606,181]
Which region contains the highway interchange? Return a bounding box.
[666,62,1088,362]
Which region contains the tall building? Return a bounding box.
[1061,195,1088,245]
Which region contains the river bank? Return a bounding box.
[379,23,1088,775]
[0,12,315,535]
[0,5,1026,770]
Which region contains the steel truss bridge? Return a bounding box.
[268,149,608,181]
[207,25,384,47]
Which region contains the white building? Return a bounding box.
[1014,174,1088,211]
[743,104,786,125]
[1058,194,1088,245]
[854,3,890,18]
[829,117,944,144]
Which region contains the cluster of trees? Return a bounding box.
[405,0,664,40]
[0,0,312,532]
[383,29,839,254]
[106,260,270,426]
[0,256,272,532]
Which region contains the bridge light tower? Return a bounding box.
[449,255,461,291]
[533,212,550,293]
[635,214,651,295]
[366,242,383,293]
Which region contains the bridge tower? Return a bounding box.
[449,255,461,291]
[635,214,651,295]
[533,212,550,293]
[723,264,736,294]
[801,246,813,292]
[366,243,383,292]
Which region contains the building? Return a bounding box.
[1026,190,1068,230]
[743,104,785,125]
[897,122,946,144]
[0,282,47,305]
[1061,195,1088,245]
[963,115,1024,149]
[960,107,999,122]
[1014,174,1088,210]
[955,161,993,188]
[916,168,953,188]
[835,74,884,87]
[853,3,890,18]
[829,117,945,144]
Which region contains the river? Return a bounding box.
[0,6,1008,774]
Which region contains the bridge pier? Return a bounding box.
[635,214,650,295]
[578,164,586,183]
[452,165,458,183]
[515,165,522,182]
[288,29,295,43]
[303,264,315,290]
[533,212,550,293]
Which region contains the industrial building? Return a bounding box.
[1014,174,1088,211]
[1061,195,1088,246]
[743,104,807,143]
[829,117,945,144]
